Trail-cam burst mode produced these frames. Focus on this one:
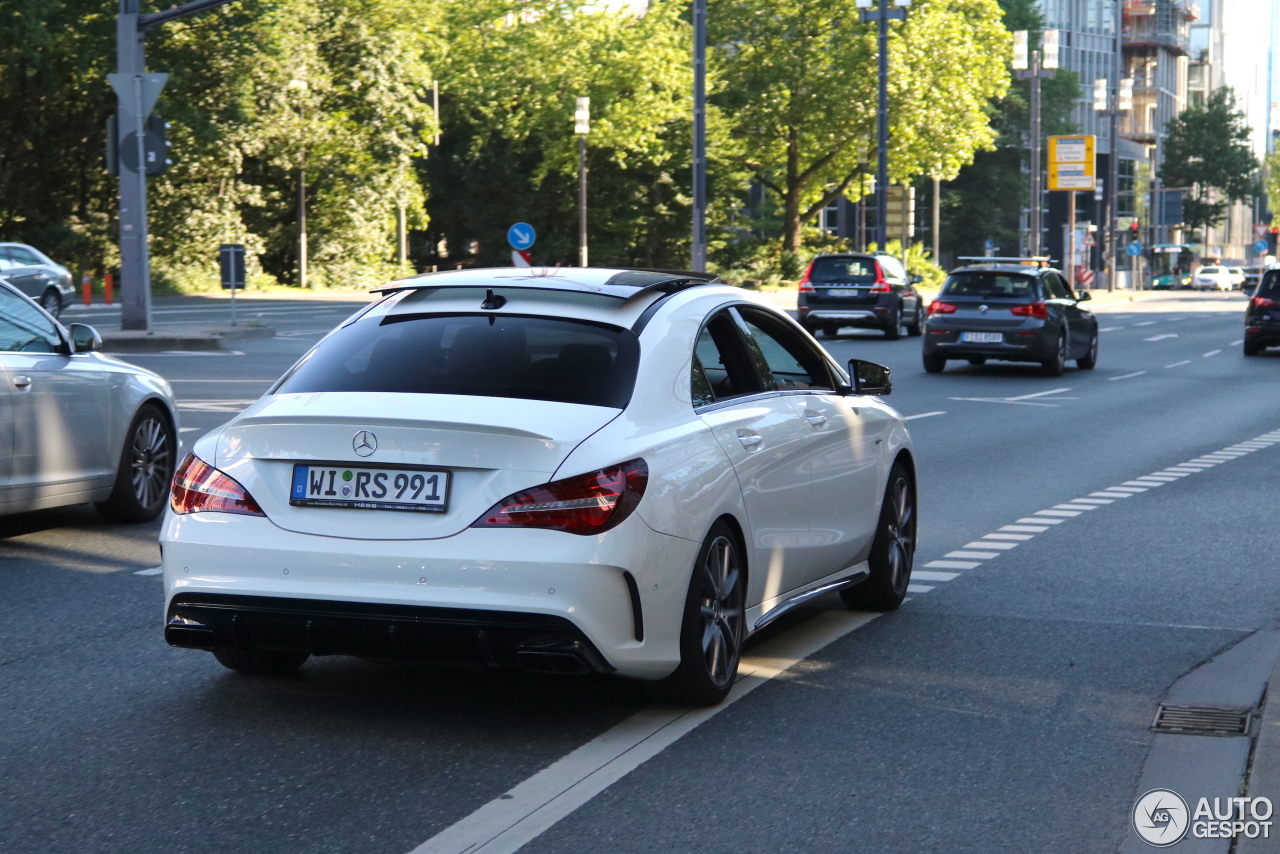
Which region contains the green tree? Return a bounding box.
[1158,87,1258,238]
[711,0,1011,253]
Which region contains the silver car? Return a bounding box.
[0,279,178,521]
[0,243,75,317]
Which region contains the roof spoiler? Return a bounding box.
[957,256,1055,266]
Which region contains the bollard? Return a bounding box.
[81,273,92,306]
[104,273,113,306]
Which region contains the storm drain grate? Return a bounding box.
[1151,704,1252,736]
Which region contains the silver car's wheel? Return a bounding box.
[841,462,916,611]
[661,523,745,705]
[40,289,61,318]
[96,404,176,523]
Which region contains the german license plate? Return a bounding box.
[825,288,864,297]
[290,464,449,513]
[961,331,1004,343]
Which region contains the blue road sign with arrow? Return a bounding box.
[1127,241,1142,257]
[1256,239,1270,254]
[508,223,537,251]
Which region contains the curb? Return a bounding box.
[100,324,274,352]
[1238,653,1280,853]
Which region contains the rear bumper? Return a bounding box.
[922,326,1054,361]
[800,309,883,328]
[1245,322,1280,348]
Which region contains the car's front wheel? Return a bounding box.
[841,462,915,611]
[661,522,745,706]
[96,403,176,523]
[40,288,62,318]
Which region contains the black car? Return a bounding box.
[921,263,1098,377]
[797,252,923,340]
[1244,270,1280,355]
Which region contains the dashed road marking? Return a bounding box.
[1203,349,1222,357]
[1100,326,1124,331]
[924,560,981,570]
[1165,360,1191,368]
[1110,371,1148,380]
[133,567,163,576]
[1000,525,1048,533]
[1135,321,1159,327]
[1144,334,1178,342]
[913,570,963,581]
[1232,339,1245,345]
[1017,516,1064,524]
[904,411,946,421]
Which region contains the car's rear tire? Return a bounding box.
[1041,333,1066,377]
[821,324,840,338]
[1077,331,1099,369]
[95,403,176,523]
[883,313,902,340]
[213,648,309,676]
[659,522,745,706]
[923,353,946,373]
[841,462,915,612]
[906,310,923,337]
[39,288,62,318]
[1245,341,1262,356]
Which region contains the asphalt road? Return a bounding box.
[3,290,1278,853]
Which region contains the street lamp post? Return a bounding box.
[1013,29,1057,259]
[691,0,707,271]
[575,97,590,267]
[1094,71,1132,290]
[859,0,909,251]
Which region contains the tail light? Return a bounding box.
[798,262,815,293]
[1251,296,1274,308]
[170,453,265,517]
[928,301,957,315]
[1011,301,1049,319]
[870,262,891,293]
[473,459,648,535]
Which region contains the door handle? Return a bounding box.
[804,412,828,427]
[12,375,31,389]
[737,431,763,450]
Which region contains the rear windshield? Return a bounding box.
[941,271,1038,298]
[1200,267,1221,274]
[1257,270,1280,297]
[809,257,877,282]
[275,314,640,409]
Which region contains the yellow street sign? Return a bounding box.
[1048,135,1096,191]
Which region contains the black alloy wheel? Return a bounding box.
[883,309,903,340]
[922,353,946,373]
[841,461,916,611]
[1041,332,1067,377]
[40,288,61,318]
[662,522,746,706]
[906,309,923,337]
[1077,330,1099,369]
[96,404,176,523]
[822,324,840,338]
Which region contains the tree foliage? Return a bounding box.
[1158,87,1259,237]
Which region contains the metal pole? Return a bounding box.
[1108,0,1121,291]
[299,155,309,289]
[876,0,890,251]
[691,0,707,271]
[1029,49,1042,257]
[116,1,152,331]
[578,133,588,267]
[1067,191,1076,289]
[432,81,440,146]
[932,176,940,264]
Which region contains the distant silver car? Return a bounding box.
[0,243,75,317]
[0,279,179,521]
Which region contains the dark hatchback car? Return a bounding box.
[1244,270,1280,355]
[797,252,923,340]
[922,264,1098,377]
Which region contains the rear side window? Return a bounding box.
[808,257,877,282]
[877,256,907,280]
[941,272,1038,299]
[276,314,639,409]
[1257,271,1280,297]
[692,310,762,405]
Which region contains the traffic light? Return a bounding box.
[1130,221,1141,238]
[1270,226,1278,255]
[106,114,172,176]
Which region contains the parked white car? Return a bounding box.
[1193,267,1234,290]
[0,279,178,520]
[160,268,917,705]
[1226,267,1247,289]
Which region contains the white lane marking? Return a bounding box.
[1017,516,1064,524]
[179,427,202,433]
[904,411,946,421]
[914,570,963,581]
[1188,458,1223,464]
[1134,475,1179,482]
[1135,321,1159,326]
[1099,326,1123,331]
[1122,481,1162,488]
[924,560,981,570]
[1203,349,1222,357]
[1053,503,1099,511]
[408,610,883,854]
[1165,360,1191,368]
[1035,509,1082,517]
[1005,387,1072,401]
[1089,492,1134,498]
[906,584,935,593]
[1231,339,1245,345]
[1105,486,1148,493]
[1153,471,1191,477]
[177,399,258,412]
[1143,334,1178,342]
[1163,467,1206,473]
[968,540,1019,550]
[1000,525,1049,533]
[1069,498,1114,505]
[133,567,163,576]
[944,551,1000,560]
[1110,371,1148,381]
[947,396,1062,407]
[979,535,1029,543]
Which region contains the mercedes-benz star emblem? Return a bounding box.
[353,431,377,457]
[979,304,989,314]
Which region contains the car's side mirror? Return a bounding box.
[1076,291,1091,301]
[848,359,892,395]
[911,275,922,284]
[68,323,102,353]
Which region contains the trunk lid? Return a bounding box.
[938,296,1031,330]
[214,392,619,540]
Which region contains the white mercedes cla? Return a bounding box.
[161,268,916,704]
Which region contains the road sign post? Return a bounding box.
[220,243,245,326]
